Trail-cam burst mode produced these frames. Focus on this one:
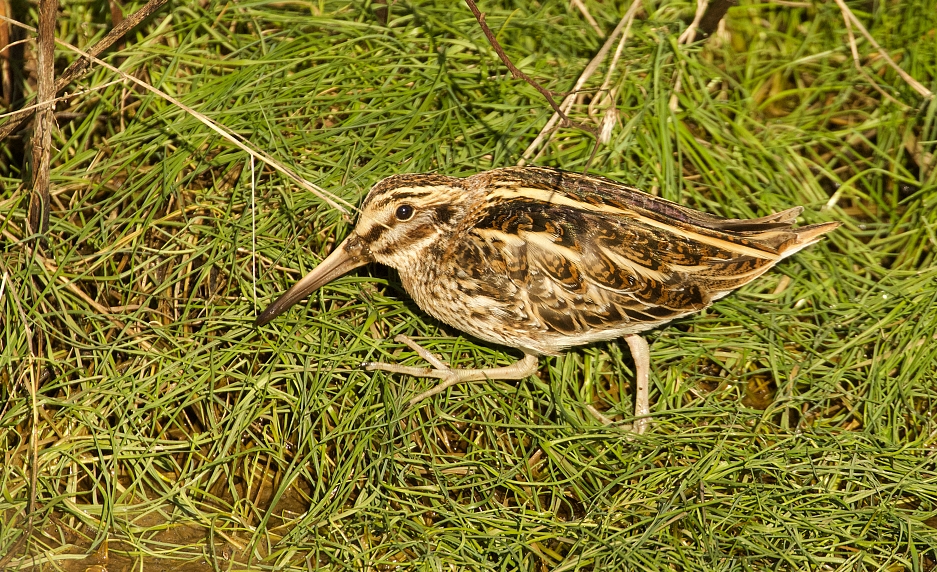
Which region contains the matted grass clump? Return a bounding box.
[1,0,936,569]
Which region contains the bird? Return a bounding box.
[255,166,840,432]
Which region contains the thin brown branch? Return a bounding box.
[27,0,56,238]
[0,0,169,142]
[463,0,597,136]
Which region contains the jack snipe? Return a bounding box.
[256,166,839,432]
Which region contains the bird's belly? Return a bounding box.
[399,273,684,355]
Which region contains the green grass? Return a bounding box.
[1,0,936,569]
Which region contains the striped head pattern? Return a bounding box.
[351,174,474,270]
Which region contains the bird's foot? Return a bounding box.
[362,334,539,406]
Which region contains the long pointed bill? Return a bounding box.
[254,235,370,327]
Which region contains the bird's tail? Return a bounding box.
[779,220,841,260]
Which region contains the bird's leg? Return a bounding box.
[363,334,540,406]
[624,334,650,434]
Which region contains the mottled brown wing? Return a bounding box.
[447,193,791,339]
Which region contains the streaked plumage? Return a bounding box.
[256,166,839,430]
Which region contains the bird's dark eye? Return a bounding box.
[395,204,414,221]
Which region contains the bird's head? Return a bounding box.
[254,174,471,326]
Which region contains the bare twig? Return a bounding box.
[25,5,55,541]
[521,0,642,165]
[27,0,57,237]
[463,0,597,136]
[0,0,169,142]
[833,0,932,99]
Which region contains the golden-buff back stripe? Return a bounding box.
[486,187,781,261]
